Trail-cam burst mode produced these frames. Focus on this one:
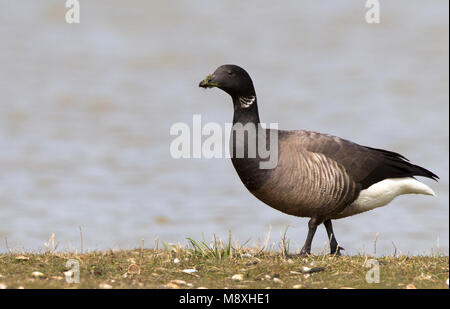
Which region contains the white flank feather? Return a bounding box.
[335,177,435,218]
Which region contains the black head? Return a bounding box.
[199,64,255,97]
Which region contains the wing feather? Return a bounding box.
[281,130,438,190]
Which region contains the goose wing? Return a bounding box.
[283,130,438,190]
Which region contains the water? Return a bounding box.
[0,0,448,255]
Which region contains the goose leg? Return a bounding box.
[299,218,320,255]
[324,219,344,255]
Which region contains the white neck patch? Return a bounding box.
[239,96,256,108]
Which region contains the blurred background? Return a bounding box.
[0,0,448,255]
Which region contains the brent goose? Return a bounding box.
[199,64,438,255]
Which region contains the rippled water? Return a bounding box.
[0,0,448,255]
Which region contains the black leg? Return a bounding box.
[323,219,344,256]
[299,218,320,255]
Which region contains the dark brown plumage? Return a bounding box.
[199,64,438,255]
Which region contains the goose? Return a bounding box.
[198,64,438,255]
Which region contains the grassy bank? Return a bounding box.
[0,242,448,289]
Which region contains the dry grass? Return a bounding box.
[0,237,448,289]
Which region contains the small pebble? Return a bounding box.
[0,283,7,289]
[170,279,187,285]
[127,264,141,275]
[165,282,180,289]
[173,258,180,264]
[273,278,283,283]
[31,271,44,278]
[63,271,74,279]
[232,274,244,281]
[197,286,207,289]
[16,256,30,261]
[301,266,325,274]
[99,283,112,289]
[292,284,302,289]
[264,275,271,280]
[183,269,198,274]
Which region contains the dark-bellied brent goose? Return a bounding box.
[198,64,438,255]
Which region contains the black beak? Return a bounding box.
[199,74,219,88]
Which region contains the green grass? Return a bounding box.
[0,237,448,289]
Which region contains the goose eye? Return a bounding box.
[227,71,233,76]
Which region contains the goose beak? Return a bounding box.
[199,74,218,88]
